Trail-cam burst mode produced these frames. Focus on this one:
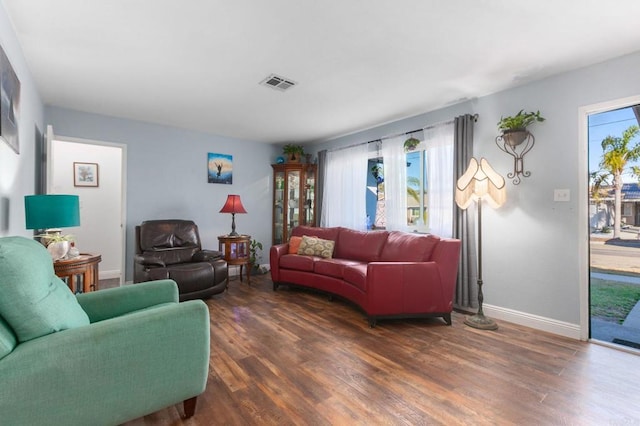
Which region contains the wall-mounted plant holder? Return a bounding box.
[495,130,534,185]
[495,110,545,185]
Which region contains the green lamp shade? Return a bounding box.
[24,195,81,230]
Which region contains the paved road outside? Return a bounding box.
[589,230,640,349]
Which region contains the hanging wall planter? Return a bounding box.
[500,128,529,147]
[496,110,545,184]
[404,137,420,152]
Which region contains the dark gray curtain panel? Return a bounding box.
[453,114,478,310]
[316,149,327,226]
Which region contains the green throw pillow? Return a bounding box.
[298,235,335,259]
[0,236,89,342]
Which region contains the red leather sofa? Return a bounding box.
[270,226,461,327]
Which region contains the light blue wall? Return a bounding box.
[5,0,640,326]
[45,106,279,281]
[310,50,640,326]
[0,1,44,237]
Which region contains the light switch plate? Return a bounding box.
[554,189,570,202]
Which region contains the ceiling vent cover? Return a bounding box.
[260,74,297,92]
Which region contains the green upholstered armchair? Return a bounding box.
[0,236,210,425]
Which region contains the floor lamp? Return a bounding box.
[455,157,506,330]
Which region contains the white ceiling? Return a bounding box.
[3,1,640,144]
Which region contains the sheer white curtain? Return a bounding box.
[381,136,408,231]
[321,143,368,230]
[426,122,454,237]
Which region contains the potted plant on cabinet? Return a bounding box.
[497,110,545,146]
[283,144,305,163]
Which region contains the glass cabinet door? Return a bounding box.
[272,163,317,245]
[286,170,300,239]
[304,168,315,226]
[273,171,285,244]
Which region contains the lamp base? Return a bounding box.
[464,313,498,330]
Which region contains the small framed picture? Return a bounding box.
[73,162,99,187]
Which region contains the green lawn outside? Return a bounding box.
[591,278,640,324]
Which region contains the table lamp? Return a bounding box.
[455,158,506,330]
[25,194,80,260]
[219,194,247,236]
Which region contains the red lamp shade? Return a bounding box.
[219,194,247,214]
[219,195,247,236]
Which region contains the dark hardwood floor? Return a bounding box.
[124,273,640,425]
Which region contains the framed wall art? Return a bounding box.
[74,162,99,187]
[208,152,233,184]
[0,43,21,154]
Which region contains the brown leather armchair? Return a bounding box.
[134,219,228,301]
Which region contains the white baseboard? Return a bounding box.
[228,263,270,276]
[99,270,121,280]
[483,304,582,340]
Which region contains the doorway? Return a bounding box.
[47,127,126,284]
[583,99,640,351]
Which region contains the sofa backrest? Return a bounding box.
[138,220,202,251]
[379,231,440,262]
[334,228,389,262]
[291,226,341,242]
[137,220,203,265]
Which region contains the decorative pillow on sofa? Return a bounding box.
[297,235,335,259]
[289,236,302,254]
[0,237,90,342]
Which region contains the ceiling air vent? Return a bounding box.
[260,74,297,92]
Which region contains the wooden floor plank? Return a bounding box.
[123,274,640,425]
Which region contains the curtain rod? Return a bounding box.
[328,114,478,153]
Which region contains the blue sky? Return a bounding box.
[588,106,640,182]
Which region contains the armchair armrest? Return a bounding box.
[366,262,450,315]
[193,249,223,262]
[134,253,166,267]
[76,279,179,323]
[269,243,289,282]
[430,238,461,291]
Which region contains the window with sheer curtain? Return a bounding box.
[321,143,368,230]
[321,121,454,236]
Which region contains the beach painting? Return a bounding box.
[208,152,233,184]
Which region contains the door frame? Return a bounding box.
[46,126,127,284]
[578,94,640,340]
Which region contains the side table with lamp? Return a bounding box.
[218,194,251,285]
[24,194,101,293]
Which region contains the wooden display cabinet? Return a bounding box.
[271,163,317,245]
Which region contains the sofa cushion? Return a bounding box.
[0,315,16,360]
[380,231,440,262]
[314,258,364,279]
[298,236,335,259]
[289,236,302,254]
[343,264,368,292]
[0,237,90,342]
[335,229,388,262]
[280,253,316,272]
[291,226,341,242]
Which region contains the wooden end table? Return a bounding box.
[54,253,101,294]
[218,235,251,285]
